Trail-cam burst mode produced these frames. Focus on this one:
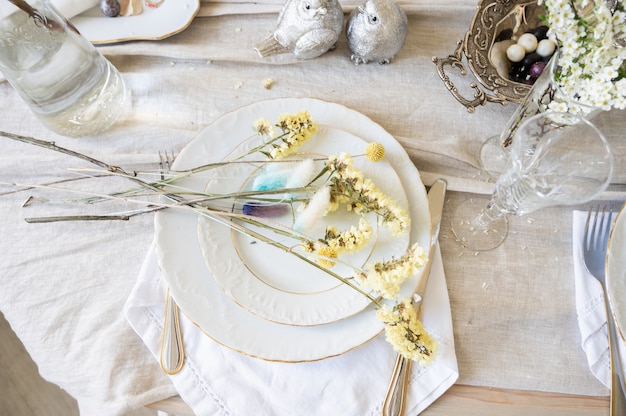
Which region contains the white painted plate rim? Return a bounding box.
[72,0,200,44]
[607,201,626,343]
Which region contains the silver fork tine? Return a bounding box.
[584,207,593,249]
[585,204,610,251]
[158,151,165,181]
[158,150,176,180]
[602,205,613,248]
[167,150,176,171]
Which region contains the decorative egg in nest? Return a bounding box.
[490,7,557,86]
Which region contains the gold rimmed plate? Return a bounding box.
[197,125,410,326]
[72,0,200,44]
[154,98,430,362]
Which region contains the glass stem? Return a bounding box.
[475,199,506,227]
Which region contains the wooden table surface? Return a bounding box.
[147,386,609,415]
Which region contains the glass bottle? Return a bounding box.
[0,0,126,137]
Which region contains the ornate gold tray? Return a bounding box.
[432,0,545,112]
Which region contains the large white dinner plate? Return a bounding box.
[154,98,430,362]
[197,125,410,326]
[607,202,626,343]
[72,0,200,44]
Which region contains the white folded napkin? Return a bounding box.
[125,242,458,415]
[572,210,626,389]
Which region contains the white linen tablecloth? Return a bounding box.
[2,3,625,414]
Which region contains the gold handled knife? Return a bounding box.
[382,178,447,416]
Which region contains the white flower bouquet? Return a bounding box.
[539,0,626,110]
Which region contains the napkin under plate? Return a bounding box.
[125,242,458,415]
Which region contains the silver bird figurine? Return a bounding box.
[346,0,408,64]
[254,0,344,60]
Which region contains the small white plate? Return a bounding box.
[197,125,410,326]
[72,0,200,44]
[607,202,626,343]
[155,98,430,362]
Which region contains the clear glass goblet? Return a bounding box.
[478,50,602,178]
[452,111,613,251]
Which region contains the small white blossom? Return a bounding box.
[539,0,626,110]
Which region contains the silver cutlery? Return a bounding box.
[583,205,626,415]
[382,178,447,416]
[158,151,185,375]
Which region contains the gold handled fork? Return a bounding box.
[582,205,626,415]
[158,151,185,375]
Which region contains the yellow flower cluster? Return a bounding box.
[248,112,435,367]
[269,110,318,159]
[326,153,410,235]
[323,217,373,254]
[312,245,338,268]
[376,297,437,364]
[353,243,427,300]
[302,217,373,268]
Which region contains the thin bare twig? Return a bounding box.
[25,215,133,223]
[0,131,383,305]
[0,131,134,174]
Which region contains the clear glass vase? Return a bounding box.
[0,0,126,137]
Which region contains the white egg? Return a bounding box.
[536,39,556,57]
[506,44,526,62]
[517,33,538,53]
